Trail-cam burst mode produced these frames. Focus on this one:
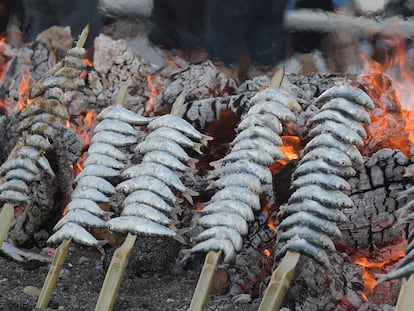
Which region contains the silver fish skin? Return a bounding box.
[88,142,127,161]
[276,238,330,266]
[53,210,106,231]
[198,212,249,235]
[0,190,28,203]
[145,127,204,154]
[90,131,136,147]
[315,84,375,110]
[106,216,176,237]
[147,115,212,145]
[93,119,138,136]
[189,237,236,263]
[211,149,275,168]
[289,185,354,209]
[247,101,296,122]
[4,168,37,183]
[30,122,60,140]
[396,187,414,200]
[278,211,342,238]
[123,190,177,213]
[208,160,272,184]
[142,150,193,172]
[231,137,284,161]
[83,153,125,170]
[96,105,152,125]
[308,109,367,137]
[394,249,414,271]
[237,113,283,134]
[65,199,113,219]
[293,158,356,179]
[116,175,178,203]
[74,165,120,182]
[291,172,351,191]
[121,203,173,225]
[299,146,353,168]
[12,146,42,160]
[304,134,363,165]
[1,158,39,175]
[210,186,261,211]
[135,137,195,163]
[23,134,52,150]
[279,199,348,223]
[208,173,263,194]
[192,226,243,252]
[75,176,116,195]
[200,199,255,222]
[278,226,335,251]
[375,261,414,282]
[71,187,110,203]
[47,222,103,247]
[251,88,302,113]
[232,125,283,147]
[394,199,414,219]
[0,180,29,193]
[309,120,364,146]
[121,162,198,203]
[320,98,371,124]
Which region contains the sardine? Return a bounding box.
[320,98,371,124]
[83,153,125,170]
[237,113,283,134]
[0,180,29,193]
[279,199,348,223]
[30,122,60,140]
[209,186,261,211]
[15,113,63,133]
[188,237,236,263]
[0,189,28,203]
[23,134,52,150]
[74,165,120,182]
[251,88,302,113]
[123,190,177,214]
[293,158,356,179]
[121,203,173,225]
[147,115,212,145]
[292,172,351,191]
[309,120,364,146]
[17,99,69,120]
[211,149,275,168]
[192,226,243,251]
[75,176,116,195]
[88,142,127,161]
[231,137,284,161]
[299,146,353,168]
[47,222,105,248]
[200,199,255,222]
[71,187,110,203]
[232,125,283,147]
[276,238,330,266]
[278,226,335,251]
[278,211,342,238]
[208,160,272,184]
[289,185,354,209]
[142,150,193,173]
[65,198,113,219]
[4,168,37,183]
[96,105,152,125]
[1,158,39,175]
[208,173,263,194]
[53,210,106,231]
[90,131,136,147]
[315,84,375,110]
[247,101,296,122]
[93,119,138,136]
[198,212,249,235]
[145,127,203,154]
[106,216,177,237]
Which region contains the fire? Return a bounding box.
[359,36,414,156]
[269,135,302,174]
[17,72,32,111]
[352,249,405,301]
[146,75,158,112]
[262,248,271,257]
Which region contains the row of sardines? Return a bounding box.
[6,72,414,283]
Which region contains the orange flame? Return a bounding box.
[359,36,414,156]
[353,250,405,301]
[262,248,271,257]
[269,135,302,173]
[17,72,32,111]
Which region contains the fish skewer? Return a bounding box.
[189,69,298,310]
[259,84,373,311]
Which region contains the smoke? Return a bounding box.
[149,0,289,67]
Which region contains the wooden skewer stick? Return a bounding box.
[271,67,284,89]
[0,203,15,248]
[76,24,90,48]
[36,239,72,308]
[395,274,414,311]
[258,251,301,311]
[189,250,222,311]
[95,234,137,311]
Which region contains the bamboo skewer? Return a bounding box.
[395,274,414,311]
[95,234,137,311]
[258,251,300,311]
[189,250,222,311]
[0,203,15,248]
[36,239,72,308]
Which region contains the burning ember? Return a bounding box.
[359,36,414,156]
